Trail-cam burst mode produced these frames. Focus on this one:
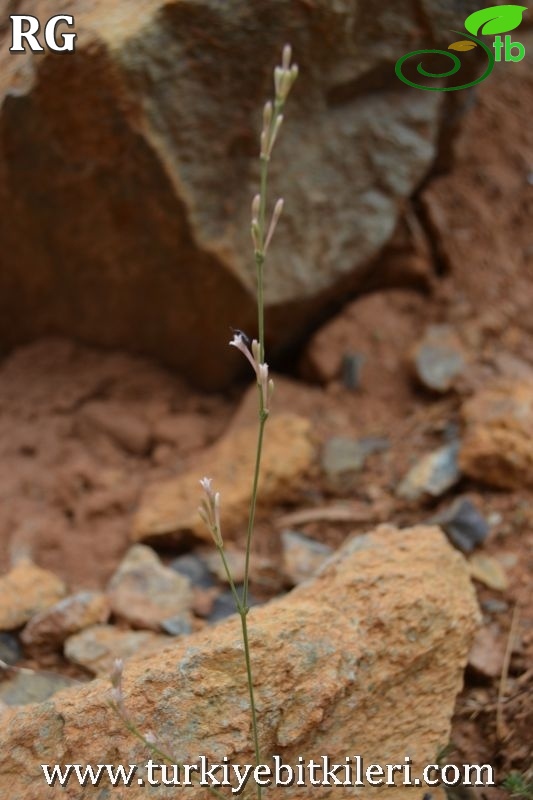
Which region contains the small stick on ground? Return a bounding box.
[496,603,520,741]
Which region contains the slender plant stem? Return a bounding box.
[242,413,266,609]
[239,610,262,783]
[236,91,289,800]
[257,155,269,362]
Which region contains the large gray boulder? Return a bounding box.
[0,0,475,386]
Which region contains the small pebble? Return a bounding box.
[469,554,508,591]
[428,497,489,552]
[322,436,389,490]
[0,632,23,666]
[468,626,505,679]
[481,598,508,615]
[397,442,461,501]
[412,324,465,393]
[341,353,365,390]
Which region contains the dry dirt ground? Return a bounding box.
[0,46,532,799]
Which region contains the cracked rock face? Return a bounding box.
[0,0,480,387]
[0,525,479,798]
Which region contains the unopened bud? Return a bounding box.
[251,194,260,221]
[264,197,284,253]
[267,114,283,157]
[274,66,283,97]
[251,339,260,362]
[263,101,273,130]
[282,44,292,70]
[251,220,261,251]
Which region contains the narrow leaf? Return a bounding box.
[464,5,527,36]
[448,40,478,51]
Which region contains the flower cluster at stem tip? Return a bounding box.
[198,477,222,547]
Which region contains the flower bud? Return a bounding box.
[263,101,272,130]
[282,44,292,70]
[251,194,260,221]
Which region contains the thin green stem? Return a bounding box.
[256,155,269,363]
[224,63,293,800]
[242,413,266,609]
[256,256,265,364]
[236,90,288,800]
[239,609,262,794]
[217,545,244,611]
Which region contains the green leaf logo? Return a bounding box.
[464,4,527,36]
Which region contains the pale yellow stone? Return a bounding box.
[133,414,314,545]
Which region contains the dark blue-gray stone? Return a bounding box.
[169,553,216,589]
[0,632,23,666]
[161,616,192,636]
[207,586,260,624]
[428,497,489,552]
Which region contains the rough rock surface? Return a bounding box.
[0,560,66,631]
[0,525,479,798]
[459,381,533,490]
[0,0,479,388]
[133,413,314,545]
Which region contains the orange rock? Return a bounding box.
[0,560,66,631]
[0,526,479,799]
[459,381,533,489]
[133,414,315,546]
